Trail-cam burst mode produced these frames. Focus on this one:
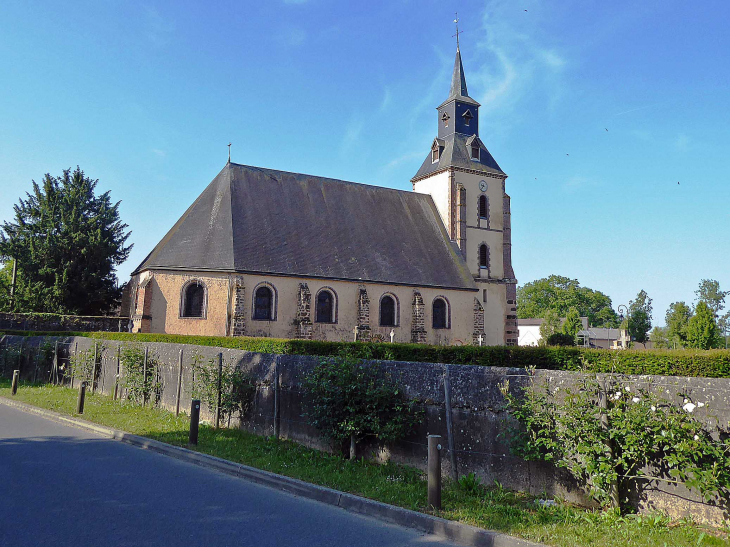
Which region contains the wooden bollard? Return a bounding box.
[11,370,20,395]
[189,399,201,445]
[77,382,87,414]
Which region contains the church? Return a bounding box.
[127,46,518,346]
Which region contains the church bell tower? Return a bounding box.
[410,43,518,346]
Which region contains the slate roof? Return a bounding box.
[133,163,477,291]
[439,47,480,108]
[411,133,505,181]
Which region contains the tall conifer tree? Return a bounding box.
[0,167,132,314]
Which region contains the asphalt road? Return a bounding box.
[0,404,464,547]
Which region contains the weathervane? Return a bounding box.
[453,12,464,49]
[228,142,231,163]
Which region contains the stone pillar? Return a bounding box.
[411,290,427,344]
[132,274,154,333]
[356,285,371,341]
[231,276,246,337]
[295,283,313,340]
[472,298,485,345]
[456,184,467,258]
[503,191,518,346]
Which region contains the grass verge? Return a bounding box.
[1,380,727,547]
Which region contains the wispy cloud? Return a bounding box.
[380,87,392,113]
[279,26,307,46]
[614,103,663,116]
[674,133,690,152]
[469,0,569,128]
[151,148,166,157]
[563,176,599,192]
[142,5,174,46]
[340,115,364,156]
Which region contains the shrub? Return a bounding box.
[303,351,422,458]
[546,333,575,347]
[190,353,256,426]
[5,330,730,379]
[120,344,162,405]
[500,374,730,512]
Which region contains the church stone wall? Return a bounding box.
[146,272,230,337]
[136,269,503,345]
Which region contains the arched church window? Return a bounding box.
[478,195,488,219]
[380,294,397,327]
[253,285,274,321]
[315,289,335,323]
[432,298,449,329]
[479,244,489,269]
[182,281,206,318]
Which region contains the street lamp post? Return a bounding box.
[617,304,630,349]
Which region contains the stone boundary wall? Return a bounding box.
[0,313,131,333]
[1,334,728,525]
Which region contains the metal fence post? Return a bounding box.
[142,346,148,406]
[90,342,98,393]
[113,345,121,400]
[11,370,20,395]
[443,366,458,481]
[427,434,442,510]
[189,399,201,445]
[274,357,281,439]
[215,352,223,429]
[175,349,184,416]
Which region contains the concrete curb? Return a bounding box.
[0,396,543,547]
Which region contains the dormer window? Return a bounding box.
[471,143,480,160]
[441,112,450,127]
[431,139,444,163]
[462,109,473,126]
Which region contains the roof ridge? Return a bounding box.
[227,162,421,197]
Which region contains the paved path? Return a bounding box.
[0,404,463,547]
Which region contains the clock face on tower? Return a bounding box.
[479,180,487,192]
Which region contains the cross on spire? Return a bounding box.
[228,142,231,163]
[453,12,464,49]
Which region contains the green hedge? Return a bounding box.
[2,330,730,379]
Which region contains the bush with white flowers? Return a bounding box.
[499,374,730,512]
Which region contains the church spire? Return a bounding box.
[449,47,469,100]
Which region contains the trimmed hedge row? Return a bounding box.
[2,330,730,379]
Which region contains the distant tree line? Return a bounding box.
[518,275,728,349]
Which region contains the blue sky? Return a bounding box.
[1,0,728,326]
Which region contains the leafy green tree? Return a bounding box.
[562,307,583,339]
[665,301,692,348]
[0,167,132,314]
[685,302,721,349]
[517,275,618,327]
[695,279,728,318]
[0,261,12,312]
[628,290,652,345]
[304,352,422,459]
[649,326,670,349]
[538,308,561,343]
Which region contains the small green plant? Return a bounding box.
[458,472,484,495]
[303,350,423,459]
[120,344,162,405]
[500,375,730,512]
[190,353,256,425]
[68,344,104,386]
